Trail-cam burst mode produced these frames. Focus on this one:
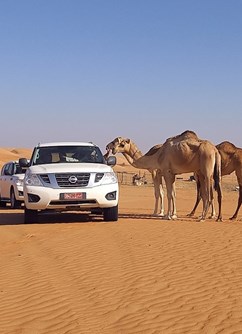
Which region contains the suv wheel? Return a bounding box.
[10,189,21,209]
[24,208,39,224]
[103,205,118,222]
[0,197,6,207]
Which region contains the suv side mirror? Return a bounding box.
[106,155,116,166]
[19,158,29,168]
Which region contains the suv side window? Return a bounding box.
[14,163,23,174]
[3,163,13,176]
[9,163,14,175]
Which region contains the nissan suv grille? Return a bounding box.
[55,173,90,187]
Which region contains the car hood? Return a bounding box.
[28,163,114,174]
[12,174,25,180]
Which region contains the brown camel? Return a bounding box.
[188,141,242,220]
[105,138,170,216]
[107,130,223,221]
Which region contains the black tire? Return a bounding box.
[103,205,118,222]
[10,189,21,209]
[0,197,7,207]
[24,208,39,224]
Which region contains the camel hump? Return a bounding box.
[165,130,199,144]
[145,144,163,156]
[199,140,217,152]
[216,141,237,154]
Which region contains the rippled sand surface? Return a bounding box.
[1,148,242,333]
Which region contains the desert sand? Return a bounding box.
[0,148,242,334]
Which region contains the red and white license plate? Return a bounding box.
[61,192,86,200]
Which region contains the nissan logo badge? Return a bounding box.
[69,175,78,184]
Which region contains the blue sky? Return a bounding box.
[1,0,242,153]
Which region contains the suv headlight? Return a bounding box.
[24,171,43,186]
[97,172,117,185]
[15,179,23,187]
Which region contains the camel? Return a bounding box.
[188,141,242,220]
[105,138,169,216]
[107,130,223,221]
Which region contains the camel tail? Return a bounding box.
[213,152,222,191]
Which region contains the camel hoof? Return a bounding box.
[153,213,165,217]
[209,215,217,219]
[160,212,165,217]
[229,216,236,221]
[216,218,223,222]
[171,215,177,220]
[187,213,194,217]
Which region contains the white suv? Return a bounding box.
[0,161,28,208]
[20,142,119,223]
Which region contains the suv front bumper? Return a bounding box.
[24,183,119,211]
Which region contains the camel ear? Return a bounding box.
[125,139,130,144]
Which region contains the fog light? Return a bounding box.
[105,191,117,200]
[27,193,40,203]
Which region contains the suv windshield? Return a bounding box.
[31,146,105,165]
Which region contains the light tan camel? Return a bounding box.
[105,138,169,216]
[107,130,223,221]
[188,141,242,220]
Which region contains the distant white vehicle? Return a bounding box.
[0,160,28,208]
[20,142,119,223]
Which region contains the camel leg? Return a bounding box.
[152,172,165,216]
[199,175,211,222]
[164,172,176,220]
[212,153,223,222]
[153,183,165,216]
[215,185,223,222]
[187,179,201,217]
[209,197,216,218]
[159,184,165,216]
[171,182,177,219]
[230,183,242,220]
[212,172,223,222]
[190,183,216,219]
[188,175,216,219]
[208,184,216,219]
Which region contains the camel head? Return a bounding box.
[106,137,131,155]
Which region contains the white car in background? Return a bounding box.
[0,160,28,208]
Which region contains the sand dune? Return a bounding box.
[0,147,32,168]
[0,148,242,333]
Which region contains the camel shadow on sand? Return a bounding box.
[118,213,195,222]
[118,213,239,223]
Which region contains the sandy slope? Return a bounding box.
[0,147,32,168]
[0,148,242,334]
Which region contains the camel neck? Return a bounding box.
[131,148,140,160]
